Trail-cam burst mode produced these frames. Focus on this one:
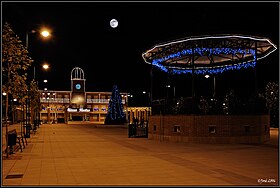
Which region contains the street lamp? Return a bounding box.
[41,30,50,38]
[3,92,9,157]
[204,74,216,98]
[42,64,49,70]
[25,27,51,137]
[26,28,51,80]
[205,74,210,79]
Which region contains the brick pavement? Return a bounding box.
[1,123,279,186]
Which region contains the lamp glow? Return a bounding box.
[43,64,49,69]
[41,30,50,37]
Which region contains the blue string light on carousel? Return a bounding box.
[151,48,257,75]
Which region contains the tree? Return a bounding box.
[222,89,238,115]
[198,96,209,114]
[171,97,185,114]
[2,22,33,157]
[2,22,33,114]
[105,85,126,125]
[265,82,279,127]
[30,80,41,124]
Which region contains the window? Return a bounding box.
[209,126,216,134]
[174,125,181,133]
[153,125,156,131]
[244,125,250,134]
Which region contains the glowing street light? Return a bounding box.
[204,74,216,97]
[41,30,50,38]
[43,80,48,83]
[25,26,52,137]
[43,64,49,70]
[26,26,51,80]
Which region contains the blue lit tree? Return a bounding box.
[105,85,126,125]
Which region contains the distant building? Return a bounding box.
[39,67,151,124]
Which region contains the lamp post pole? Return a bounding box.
[3,92,9,158]
[26,28,51,132]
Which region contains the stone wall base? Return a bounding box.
[149,134,270,144]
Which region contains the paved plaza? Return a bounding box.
[1,123,279,186]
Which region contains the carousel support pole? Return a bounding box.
[254,41,259,115]
[254,41,258,97]
[150,63,153,107]
[213,75,216,98]
[192,53,195,114]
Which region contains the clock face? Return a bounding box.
[75,84,81,90]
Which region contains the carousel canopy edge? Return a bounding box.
[142,34,277,74]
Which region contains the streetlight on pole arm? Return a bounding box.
[26,28,51,80]
[25,26,51,137]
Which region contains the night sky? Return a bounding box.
[2,1,279,101]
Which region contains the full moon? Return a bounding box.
[110,19,118,28]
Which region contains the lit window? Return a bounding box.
[174,125,180,133]
[209,126,216,133]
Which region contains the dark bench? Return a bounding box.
[18,132,28,148]
[6,129,24,154]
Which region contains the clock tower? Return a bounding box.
[71,67,86,106]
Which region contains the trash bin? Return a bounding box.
[8,132,17,147]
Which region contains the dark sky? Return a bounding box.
[2,1,279,101]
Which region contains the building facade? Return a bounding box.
[40,91,128,124]
[39,67,130,124]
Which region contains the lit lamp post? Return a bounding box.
[3,92,9,157]
[41,63,50,90]
[205,74,216,98]
[142,91,151,107]
[26,28,51,80]
[42,63,49,70]
[51,92,57,124]
[25,27,51,137]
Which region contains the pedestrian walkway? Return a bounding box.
[2,123,279,186]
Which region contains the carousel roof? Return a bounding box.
[142,34,277,74]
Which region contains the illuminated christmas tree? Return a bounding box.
[105,85,126,125]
